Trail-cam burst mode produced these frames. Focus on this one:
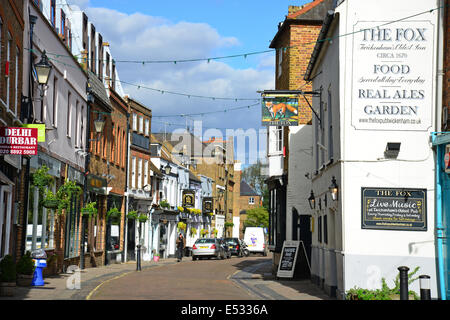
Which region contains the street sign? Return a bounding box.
[277,240,300,279]
[0,127,38,155]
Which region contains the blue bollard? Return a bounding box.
[31,259,47,286]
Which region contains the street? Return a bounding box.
[88,254,266,300]
[86,253,329,300]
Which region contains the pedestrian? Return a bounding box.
[176,233,186,262]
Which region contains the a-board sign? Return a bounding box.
[277,240,300,279]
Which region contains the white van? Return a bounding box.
[244,227,267,256]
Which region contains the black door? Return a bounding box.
[127,219,136,261]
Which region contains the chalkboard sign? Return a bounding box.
[277,240,300,278]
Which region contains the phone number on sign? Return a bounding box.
[0,149,36,155]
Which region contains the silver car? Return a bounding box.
[192,238,226,260]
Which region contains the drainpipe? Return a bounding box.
[123,112,130,263]
[435,0,446,301]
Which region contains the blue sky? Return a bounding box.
[70,0,311,165]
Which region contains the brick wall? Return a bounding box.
[0,0,23,124]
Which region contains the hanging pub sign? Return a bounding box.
[0,127,38,155]
[261,95,299,126]
[203,197,213,213]
[361,187,427,231]
[182,190,195,208]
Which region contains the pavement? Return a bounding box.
[0,256,333,300]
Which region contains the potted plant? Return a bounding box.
[200,229,208,238]
[107,207,121,224]
[16,251,35,287]
[153,252,160,262]
[56,180,82,215]
[42,190,59,209]
[177,222,187,232]
[32,165,53,191]
[81,201,98,218]
[127,210,139,220]
[190,227,197,237]
[211,228,218,238]
[45,253,59,276]
[159,200,170,209]
[0,255,17,296]
[138,214,148,224]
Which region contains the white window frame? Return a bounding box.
[132,113,137,131]
[275,126,283,153]
[138,158,142,189]
[139,116,143,133]
[52,76,58,127]
[0,185,13,257]
[131,157,136,189]
[277,48,282,78]
[144,160,148,187]
[249,197,255,205]
[144,118,149,136]
[327,89,334,162]
[66,91,72,137]
[75,100,80,147]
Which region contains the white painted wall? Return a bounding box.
[310,0,440,298]
[286,125,313,240]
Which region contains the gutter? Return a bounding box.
[304,10,336,81]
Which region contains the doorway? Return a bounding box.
[127,219,136,261]
[0,185,12,258]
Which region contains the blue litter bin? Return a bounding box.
[32,259,47,286]
[31,249,47,287]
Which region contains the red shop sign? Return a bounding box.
[0,127,38,155]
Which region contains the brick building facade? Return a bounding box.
[265,0,334,273]
[0,0,24,262]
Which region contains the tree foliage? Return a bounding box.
[244,206,269,230]
[241,160,269,211]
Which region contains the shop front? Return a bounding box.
[106,194,124,265]
[151,209,179,259]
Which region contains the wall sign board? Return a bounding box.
[361,187,427,231]
[351,20,435,131]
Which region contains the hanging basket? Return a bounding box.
[81,202,98,218]
[42,199,59,209]
[137,214,148,223]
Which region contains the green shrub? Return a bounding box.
[0,255,16,282]
[346,266,420,300]
[16,251,35,276]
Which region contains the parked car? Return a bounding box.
[244,227,267,256]
[224,238,241,256]
[192,238,227,260]
[218,238,232,259]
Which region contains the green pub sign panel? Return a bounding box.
[361,187,427,231]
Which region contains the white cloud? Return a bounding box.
[82,5,274,162]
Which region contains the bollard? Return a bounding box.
[398,266,409,300]
[419,275,431,300]
[136,244,141,271]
